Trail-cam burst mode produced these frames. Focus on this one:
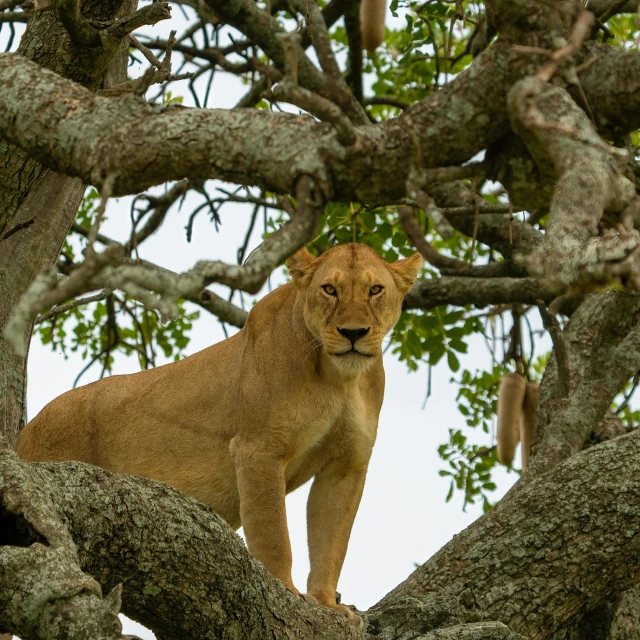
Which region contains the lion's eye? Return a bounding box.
[322,284,337,296]
[369,285,383,296]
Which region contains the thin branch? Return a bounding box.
[35,288,113,324]
[597,0,632,23]
[128,33,163,68]
[71,223,249,327]
[291,0,343,82]
[0,10,27,21]
[537,300,571,397]
[398,205,469,272]
[100,2,172,41]
[364,96,410,110]
[267,79,358,146]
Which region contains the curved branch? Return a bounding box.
[373,427,640,640]
[204,0,367,125]
[530,290,640,476]
[69,223,250,328]
[54,0,100,47]
[578,42,640,140]
[22,461,363,640]
[8,423,640,640]
[508,77,636,290]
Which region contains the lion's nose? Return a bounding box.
[338,327,370,345]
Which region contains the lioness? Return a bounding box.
[17,243,423,618]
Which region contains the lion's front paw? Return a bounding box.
[282,581,302,597]
[307,593,363,625]
[326,602,363,625]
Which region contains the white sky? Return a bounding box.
[4,8,535,638]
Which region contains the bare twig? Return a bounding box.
[100,31,193,97]
[100,2,171,40]
[35,288,113,324]
[128,33,162,68]
[398,206,469,272]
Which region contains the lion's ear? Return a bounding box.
[390,253,423,294]
[286,247,317,287]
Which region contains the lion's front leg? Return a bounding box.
[231,439,298,593]
[306,456,369,621]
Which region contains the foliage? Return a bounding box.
[38,292,199,386]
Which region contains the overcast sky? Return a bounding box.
[4,9,534,638]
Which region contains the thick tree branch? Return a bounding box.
[54,0,101,47]
[577,42,640,140]
[100,2,171,40]
[0,437,135,640]
[6,424,640,640]
[0,170,84,448]
[0,41,574,211]
[403,276,550,311]
[530,290,640,476]
[20,461,363,640]
[373,427,640,640]
[508,77,636,291]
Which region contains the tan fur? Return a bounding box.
[360,0,387,53]
[520,382,538,471]
[496,373,525,467]
[17,243,422,619]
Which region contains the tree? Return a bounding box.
[2,0,640,637]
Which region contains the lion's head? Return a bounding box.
[286,243,423,375]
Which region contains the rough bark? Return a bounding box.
[0,0,137,234]
[3,40,639,206]
[373,429,640,640]
[0,440,133,640]
[508,78,635,289]
[403,276,550,311]
[530,290,640,476]
[23,462,364,640]
[0,171,84,447]
[2,427,639,640]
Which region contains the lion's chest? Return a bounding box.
[282,386,370,491]
[285,392,345,459]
